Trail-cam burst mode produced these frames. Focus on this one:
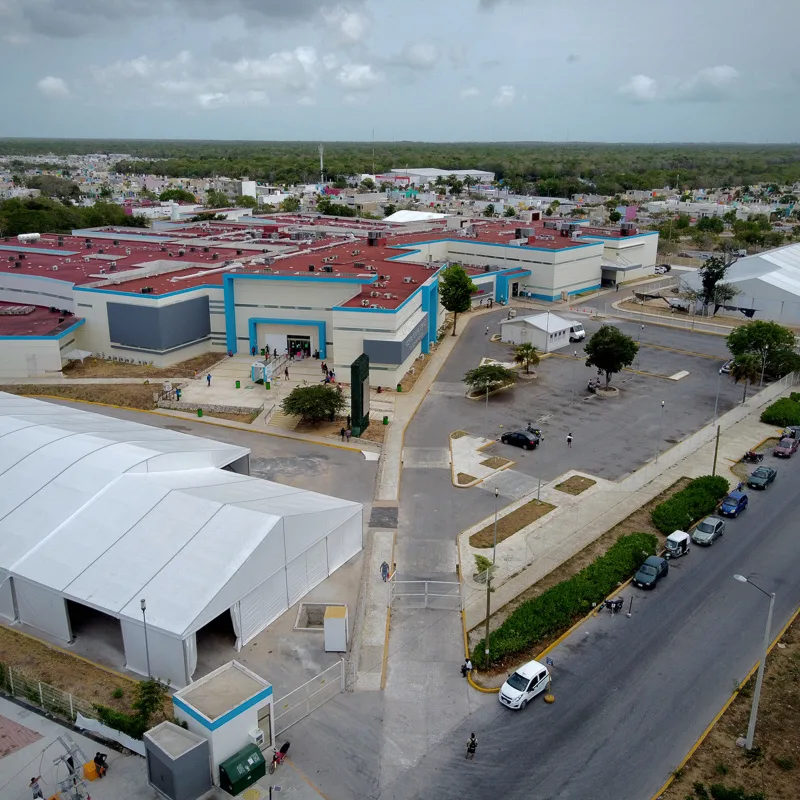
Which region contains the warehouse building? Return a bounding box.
[0,394,362,688]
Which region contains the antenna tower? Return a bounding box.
[319,144,324,185]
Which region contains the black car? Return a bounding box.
[747,466,777,490]
[500,431,539,450]
[633,556,669,589]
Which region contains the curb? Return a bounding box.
[380,531,396,691]
[648,601,800,800]
[609,301,731,338]
[448,432,515,489]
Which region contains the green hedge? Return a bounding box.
[760,395,800,426]
[471,532,657,668]
[650,475,729,534]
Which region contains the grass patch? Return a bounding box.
[469,499,555,548]
[457,472,477,485]
[63,351,223,379]
[480,456,512,469]
[555,475,597,495]
[4,384,158,410]
[451,430,468,439]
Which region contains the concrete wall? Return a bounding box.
[0,337,65,377]
[0,271,76,312]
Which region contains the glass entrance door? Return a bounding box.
[287,335,311,359]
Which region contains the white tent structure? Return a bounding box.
[0,394,362,687]
[383,210,450,224]
[500,312,574,353]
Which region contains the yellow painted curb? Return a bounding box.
[379,530,397,690]
[648,601,800,800]
[23,394,370,454]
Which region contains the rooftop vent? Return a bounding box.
[308,265,315,272]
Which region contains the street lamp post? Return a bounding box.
[485,385,489,436]
[655,400,666,463]
[572,350,579,400]
[760,346,770,388]
[733,575,776,750]
[140,598,151,678]
[713,367,723,423]
[636,324,644,370]
[492,487,499,565]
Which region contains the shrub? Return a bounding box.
[471,532,657,667]
[94,678,168,740]
[694,783,709,798]
[112,687,124,699]
[709,786,764,800]
[650,475,729,534]
[773,755,795,771]
[760,396,800,426]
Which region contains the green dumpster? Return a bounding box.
[265,380,271,390]
[383,415,389,425]
[235,380,241,389]
[197,409,203,418]
[219,744,266,796]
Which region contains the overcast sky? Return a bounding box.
[1,0,798,143]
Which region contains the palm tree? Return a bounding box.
[730,354,761,404]
[513,342,540,375]
[463,176,476,198]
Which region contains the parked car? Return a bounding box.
[500,431,539,450]
[633,555,669,589]
[719,490,748,518]
[747,466,777,490]
[692,516,726,546]
[719,359,734,375]
[780,425,800,440]
[773,438,799,458]
[499,659,550,710]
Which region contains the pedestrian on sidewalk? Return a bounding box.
[206,374,212,387]
[340,427,346,441]
[274,348,278,358]
[30,776,44,799]
[321,361,327,374]
[380,561,389,581]
[284,366,289,380]
[345,427,351,442]
[175,387,181,401]
[346,414,351,428]
[566,432,573,447]
[251,345,256,357]
[485,326,489,335]
[461,658,472,678]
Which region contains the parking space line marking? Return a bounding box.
[640,342,722,360]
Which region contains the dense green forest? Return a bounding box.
[0,198,148,237]
[2,139,800,195]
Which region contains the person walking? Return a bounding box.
[346,414,351,428]
[566,432,573,448]
[206,374,212,387]
[321,361,327,374]
[340,427,346,441]
[380,561,390,582]
[485,326,489,336]
[345,427,351,442]
[251,345,256,357]
[30,776,44,799]
[284,366,290,380]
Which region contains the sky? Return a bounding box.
[1,0,798,144]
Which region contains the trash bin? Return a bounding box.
[383,415,389,425]
[197,409,203,418]
[265,380,271,390]
[235,380,241,389]
[396,383,402,392]
[219,744,266,796]
[260,348,265,356]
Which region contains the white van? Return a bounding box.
[568,322,586,342]
[498,658,550,710]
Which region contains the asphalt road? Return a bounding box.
[379,449,800,800]
[32,398,377,507]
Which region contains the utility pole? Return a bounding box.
[484,568,492,660]
[318,144,324,186]
[712,425,721,476]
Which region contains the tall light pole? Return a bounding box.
[484,384,489,435]
[733,575,775,750]
[572,350,579,400]
[655,400,666,463]
[492,487,499,565]
[140,598,151,678]
[636,324,644,371]
[760,346,770,387]
[713,367,723,422]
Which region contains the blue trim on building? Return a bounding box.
[173,685,273,732]
[0,245,79,256]
[523,283,602,302]
[248,317,327,359]
[223,275,237,354]
[73,285,221,299]
[0,317,86,341]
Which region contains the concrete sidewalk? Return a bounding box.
[461,374,795,631]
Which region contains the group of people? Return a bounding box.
[29,753,107,798]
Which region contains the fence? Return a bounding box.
[390,579,463,611]
[0,661,95,723]
[273,660,345,736]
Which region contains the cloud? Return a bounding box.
[322,6,369,42]
[492,85,516,107]
[450,44,467,69]
[297,95,316,106]
[231,47,319,92]
[566,53,579,63]
[674,65,739,102]
[36,75,70,97]
[478,0,521,9]
[619,74,658,102]
[460,87,480,99]
[343,92,368,106]
[337,63,382,89]
[400,41,439,70]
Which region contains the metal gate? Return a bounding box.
[390,579,463,611]
[273,660,345,735]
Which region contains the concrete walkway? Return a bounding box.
[460,374,795,631]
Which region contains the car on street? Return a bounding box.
[499,659,550,710]
[773,438,799,458]
[633,555,669,589]
[500,430,539,450]
[719,490,748,518]
[719,359,734,374]
[692,516,726,546]
[747,466,777,490]
[780,425,800,440]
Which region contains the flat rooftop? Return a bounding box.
[176,661,270,721]
[0,303,81,337]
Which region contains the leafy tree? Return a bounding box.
[25,175,81,200]
[513,342,540,374]
[159,187,196,203]
[608,210,622,223]
[316,196,357,216]
[484,203,495,217]
[281,385,346,422]
[584,325,638,388]
[697,216,724,233]
[674,214,691,229]
[438,263,475,335]
[383,203,397,217]
[780,194,797,204]
[696,255,736,308]
[99,184,114,198]
[463,175,476,197]
[722,210,738,225]
[764,231,785,248]
[726,320,799,379]
[205,189,229,207]
[730,354,761,403]
[235,194,258,208]
[360,177,375,190]
[139,187,158,201]
[463,363,517,394]
[280,195,301,212]
[504,205,516,217]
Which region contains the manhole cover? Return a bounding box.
[242,789,262,800]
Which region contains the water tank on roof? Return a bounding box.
[17,233,41,244]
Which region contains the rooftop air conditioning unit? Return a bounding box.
[203,246,210,252]
[51,265,59,271]
[84,257,90,263]
[98,248,104,254]
[212,253,219,260]
[383,293,393,299]
[370,291,380,297]
[99,268,106,274]
[113,240,119,245]
[161,246,167,251]
[370,304,382,309]
[403,276,412,283]
[249,729,265,748]
[109,263,117,271]
[361,299,370,307]
[323,265,333,273]
[308,265,315,272]
[381,275,390,280]
[178,249,185,256]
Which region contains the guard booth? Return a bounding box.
[144,721,212,800]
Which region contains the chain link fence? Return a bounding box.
[0,661,95,723]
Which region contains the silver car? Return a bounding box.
[692,516,725,546]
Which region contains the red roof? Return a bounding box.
[0,303,82,337]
